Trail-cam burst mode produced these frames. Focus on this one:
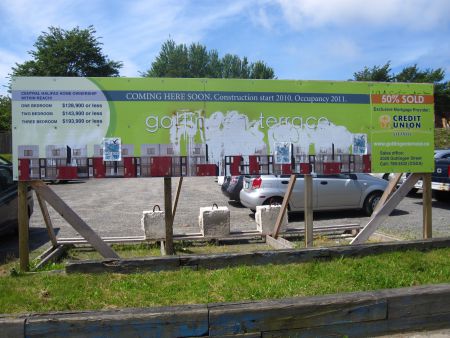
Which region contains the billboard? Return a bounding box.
[11,77,434,180]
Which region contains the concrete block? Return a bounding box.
[141,210,165,240]
[199,206,230,237]
[255,205,288,235]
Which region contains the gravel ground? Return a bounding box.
[0,177,449,263]
[26,177,450,240]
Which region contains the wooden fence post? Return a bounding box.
[18,181,29,272]
[163,177,174,255]
[304,174,313,248]
[422,173,432,239]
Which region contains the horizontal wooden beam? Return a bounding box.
[266,235,295,249]
[65,237,450,274]
[34,245,70,270]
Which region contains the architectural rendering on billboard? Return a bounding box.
[11,77,434,180]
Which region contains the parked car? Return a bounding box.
[429,149,450,201]
[240,173,388,216]
[221,175,245,202]
[0,155,12,165]
[0,164,34,236]
[412,149,450,198]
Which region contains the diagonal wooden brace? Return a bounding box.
[30,181,119,259]
[351,173,422,245]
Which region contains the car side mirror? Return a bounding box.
[349,174,357,180]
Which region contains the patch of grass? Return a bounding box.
[435,128,450,149]
[1,248,450,314]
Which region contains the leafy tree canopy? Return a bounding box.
[0,96,11,131]
[353,62,449,96]
[353,62,393,82]
[143,39,275,79]
[11,26,122,78]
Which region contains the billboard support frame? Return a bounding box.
[19,180,120,271]
[351,173,432,245]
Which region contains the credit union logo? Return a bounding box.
[379,115,391,128]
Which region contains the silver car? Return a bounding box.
[240,173,388,216]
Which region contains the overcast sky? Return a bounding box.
[1,0,449,95]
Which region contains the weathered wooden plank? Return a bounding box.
[304,174,313,247]
[383,283,450,319]
[265,235,294,250]
[422,173,432,239]
[272,174,296,238]
[372,173,402,215]
[65,237,450,273]
[184,237,450,270]
[286,224,361,234]
[0,316,25,338]
[30,181,119,259]
[25,305,208,338]
[66,256,181,274]
[18,181,29,272]
[351,173,421,245]
[211,284,450,336]
[35,189,57,247]
[172,176,183,219]
[208,292,387,335]
[34,245,69,270]
[212,333,261,338]
[263,312,450,338]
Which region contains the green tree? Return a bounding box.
[353,62,450,126]
[188,43,208,78]
[250,61,275,79]
[146,39,189,78]
[395,64,444,83]
[205,50,222,78]
[221,54,249,78]
[353,61,393,82]
[143,39,275,79]
[11,26,122,77]
[0,96,11,131]
[395,64,447,95]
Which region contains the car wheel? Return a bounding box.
[363,191,382,216]
[263,196,283,206]
[434,191,450,202]
[408,188,419,195]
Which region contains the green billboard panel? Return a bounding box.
[11,77,434,180]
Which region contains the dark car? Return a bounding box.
[0,164,34,236]
[0,155,12,165]
[221,175,245,202]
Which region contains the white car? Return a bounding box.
[240,173,388,215]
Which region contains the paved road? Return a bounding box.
[1,177,449,262]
